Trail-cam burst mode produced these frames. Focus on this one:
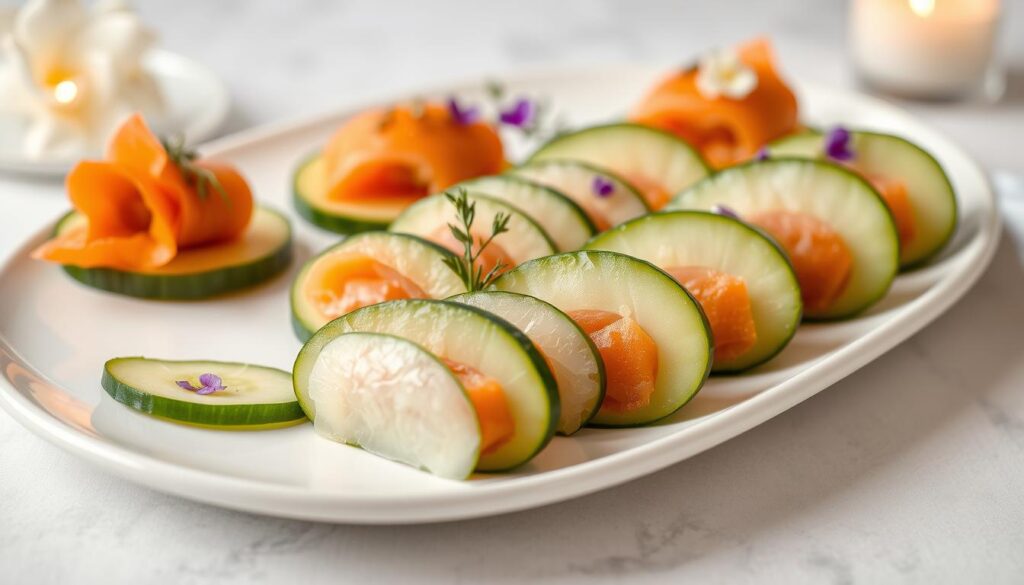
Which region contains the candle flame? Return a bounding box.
[908,0,935,18]
[53,80,79,105]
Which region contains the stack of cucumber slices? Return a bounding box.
[91,113,957,482]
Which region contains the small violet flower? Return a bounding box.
[755,147,770,161]
[710,204,741,219]
[498,98,536,128]
[176,373,226,396]
[695,49,758,100]
[446,97,479,125]
[592,176,615,198]
[824,126,855,162]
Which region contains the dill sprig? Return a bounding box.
[440,188,511,291]
[160,135,227,201]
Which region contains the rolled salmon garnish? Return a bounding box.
[33,114,254,271]
[322,103,505,203]
[630,38,799,169]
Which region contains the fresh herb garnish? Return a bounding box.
[440,188,511,291]
[161,136,227,201]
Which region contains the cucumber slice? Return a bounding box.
[457,175,595,251]
[56,207,293,300]
[527,123,711,209]
[304,332,481,479]
[102,357,304,429]
[293,154,412,234]
[669,159,899,320]
[769,129,957,267]
[491,251,711,427]
[449,290,605,435]
[509,160,650,229]
[294,299,558,471]
[389,192,556,265]
[290,231,466,341]
[586,211,802,372]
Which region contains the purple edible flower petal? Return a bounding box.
[824,126,855,162]
[710,204,740,219]
[498,98,536,128]
[446,97,479,125]
[755,147,770,161]
[199,373,223,389]
[176,373,226,395]
[591,176,614,198]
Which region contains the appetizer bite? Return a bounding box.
[390,189,555,275]
[586,211,802,372]
[293,300,559,477]
[669,159,899,320]
[33,115,291,299]
[769,127,957,267]
[450,291,605,435]
[294,102,505,233]
[630,38,799,169]
[492,251,712,426]
[290,232,467,341]
[510,160,649,230]
[527,123,709,210]
[456,175,596,251]
[103,357,305,430]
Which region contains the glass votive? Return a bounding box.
[850,0,1004,101]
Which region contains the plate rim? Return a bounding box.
[0,66,1002,524]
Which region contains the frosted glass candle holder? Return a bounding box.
[850,0,1003,101]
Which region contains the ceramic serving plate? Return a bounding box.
[0,65,1000,524]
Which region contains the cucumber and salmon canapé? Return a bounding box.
[450,291,605,435]
[293,299,559,476]
[33,115,292,299]
[456,175,595,251]
[586,211,801,372]
[509,160,649,231]
[669,158,899,320]
[290,231,467,341]
[389,190,556,276]
[769,127,956,268]
[630,38,800,169]
[527,123,710,210]
[491,251,712,427]
[293,102,506,234]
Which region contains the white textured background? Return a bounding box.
[3,1,1024,583]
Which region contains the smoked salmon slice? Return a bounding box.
[665,266,758,362]
[867,174,916,248]
[443,359,515,455]
[305,254,427,321]
[630,38,799,169]
[322,103,505,203]
[33,114,253,271]
[568,309,658,412]
[750,210,853,314]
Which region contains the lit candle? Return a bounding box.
[49,78,84,110]
[850,0,1002,99]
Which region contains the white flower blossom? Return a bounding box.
[695,49,758,100]
[0,0,163,159]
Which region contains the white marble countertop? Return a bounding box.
[3,1,1024,582]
